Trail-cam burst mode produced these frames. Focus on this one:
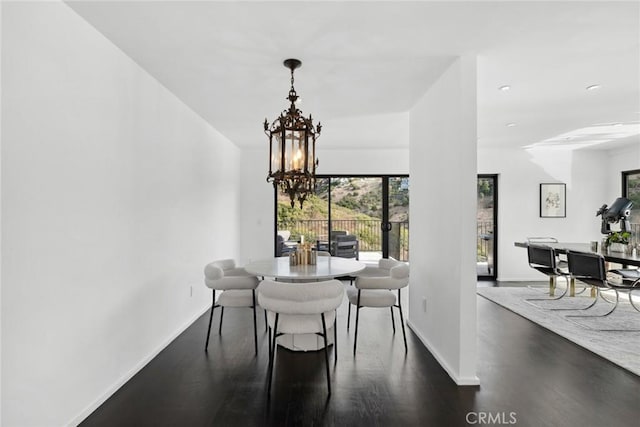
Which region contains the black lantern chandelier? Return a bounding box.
[264,59,321,209]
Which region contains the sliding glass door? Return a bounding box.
[388,177,410,261]
[275,175,409,262]
[329,177,383,261]
[477,175,497,280]
[622,169,640,248]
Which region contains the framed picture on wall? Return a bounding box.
[540,183,566,218]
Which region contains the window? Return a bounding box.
[477,175,498,280]
[275,175,409,262]
[622,169,640,224]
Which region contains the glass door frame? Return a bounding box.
[478,174,498,281]
[622,169,640,246]
[273,174,409,260]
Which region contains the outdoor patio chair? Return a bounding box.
[331,234,360,260]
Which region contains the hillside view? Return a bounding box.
[275,176,497,266]
[276,177,409,258]
[626,172,640,224]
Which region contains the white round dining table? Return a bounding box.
[245,256,366,281]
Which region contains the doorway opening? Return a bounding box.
[477,174,498,280]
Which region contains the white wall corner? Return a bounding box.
[406,320,480,386]
[0,0,4,422]
[2,3,242,425]
[68,304,210,426]
[408,55,479,384]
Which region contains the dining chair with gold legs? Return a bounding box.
[525,244,597,311]
[565,250,640,331]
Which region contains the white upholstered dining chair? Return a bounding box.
[204,259,260,354]
[347,258,409,355]
[258,279,344,395]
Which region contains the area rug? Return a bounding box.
[477,286,640,376]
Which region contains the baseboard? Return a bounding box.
[406,319,480,386]
[68,303,210,426]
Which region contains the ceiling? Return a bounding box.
[66,1,640,151]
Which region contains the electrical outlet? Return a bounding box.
[422,297,427,312]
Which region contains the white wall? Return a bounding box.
[478,147,611,280]
[408,57,479,385]
[239,149,275,265]
[0,1,3,422]
[238,147,409,264]
[1,3,241,426]
[318,148,409,175]
[320,112,409,150]
[606,143,640,196]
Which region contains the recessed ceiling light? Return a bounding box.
[586,84,601,91]
[506,123,516,127]
[499,85,511,91]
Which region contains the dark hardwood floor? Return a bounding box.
[80,282,640,426]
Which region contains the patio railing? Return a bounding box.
[278,219,409,261]
[629,223,640,247]
[280,219,640,265]
[477,221,494,262]
[474,222,640,264]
